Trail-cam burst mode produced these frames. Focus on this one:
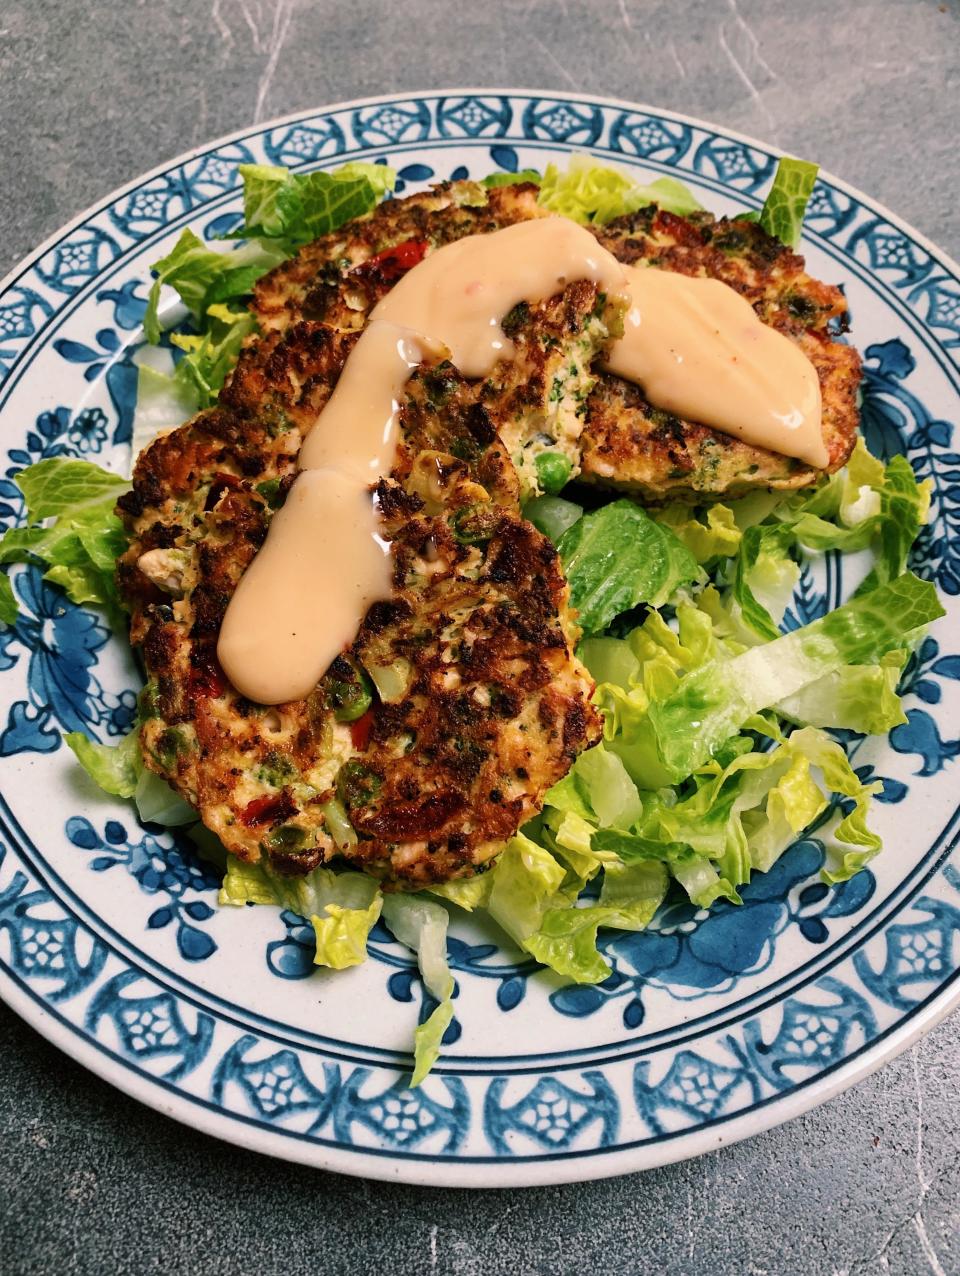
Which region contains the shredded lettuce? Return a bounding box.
[134,768,197,826]
[538,155,704,223]
[66,722,197,825]
[776,649,908,735]
[654,442,932,644]
[757,157,819,249]
[380,895,455,1086]
[482,168,542,188]
[143,230,284,345]
[655,503,743,564]
[558,499,700,634]
[523,494,583,543]
[65,729,140,798]
[231,161,396,251]
[597,573,941,790]
[169,303,257,408]
[132,363,198,460]
[311,896,384,971]
[0,459,130,622]
[137,159,398,458]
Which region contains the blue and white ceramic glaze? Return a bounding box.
[0,91,958,1187]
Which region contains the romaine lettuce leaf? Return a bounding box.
[66,722,197,825]
[220,857,383,972]
[131,364,199,461]
[538,155,704,223]
[772,441,931,586]
[482,168,542,188]
[523,853,670,983]
[220,857,381,919]
[169,303,257,409]
[486,834,568,947]
[775,649,908,734]
[232,161,397,251]
[65,729,140,798]
[598,573,941,789]
[558,499,700,633]
[0,459,131,621]
[134,768,197,826]
[380,894,455,1086]
[757,157,819,249]
[654,503,742,564]
[311,897,384,970]
[523,494,583,542]
[428,874,492,912]
[16,458,128,520]
[143,230,283,344]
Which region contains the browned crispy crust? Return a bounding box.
[580,208,861,497]
[117,179,863,884]
[118,319,600,886]
[251,183,861,499]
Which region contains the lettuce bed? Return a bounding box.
[0,155,942,1084]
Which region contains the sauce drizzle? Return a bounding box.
[218,214,827,705]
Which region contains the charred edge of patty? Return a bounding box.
[117,333,599,885]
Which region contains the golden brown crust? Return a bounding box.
[579,207,860,498]
[117,180,863,884]
[118,321,600,885]
[250,184,861,499]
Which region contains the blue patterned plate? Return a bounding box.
[1,91,958,1186]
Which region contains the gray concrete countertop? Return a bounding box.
[1,2,958,1272]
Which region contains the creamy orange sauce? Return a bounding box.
[218,215,827,705]
[605,265,827,468]
[217,323,437,704]
[371,215,629,378]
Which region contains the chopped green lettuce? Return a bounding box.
[67,722,197,824]
[231,161,397,251]
[311,897,383,970]
[220,856,380,917]
[134,768,197,826]
[132,363,198,460]
[757,157,819,249]
[774,442,931,590]
[597,573,941,789]
[0,459,130,621]
[487,834,568,948]
[523,494,583,542]
[558,499,700,634]
[169,303,257,408]
[380,894,455,1086]
[143,229,284,344]
[776,649,908,735]
[16,457,128,520]
[65,729,140,798]
[538,155,704,223]
[428,874,493,912]
[654,503,743,564]
[482,168,542,188]
[220,857,383,971]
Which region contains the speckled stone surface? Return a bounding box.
[1,2,958,1272]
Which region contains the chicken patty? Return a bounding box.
[251,179,861,500]
[117,320,600,886]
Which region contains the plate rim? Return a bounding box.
[1,85,958,1186]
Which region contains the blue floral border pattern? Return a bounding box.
[1,94,959,1174]
[3,837,960,1160]
[2,95,957,384]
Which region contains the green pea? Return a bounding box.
[336,760,382,809]
[325,661,373,722]
[535,451,573,495]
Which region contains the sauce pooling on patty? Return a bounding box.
[219,214,823,705]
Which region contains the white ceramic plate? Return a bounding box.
[1,90,958,1187]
